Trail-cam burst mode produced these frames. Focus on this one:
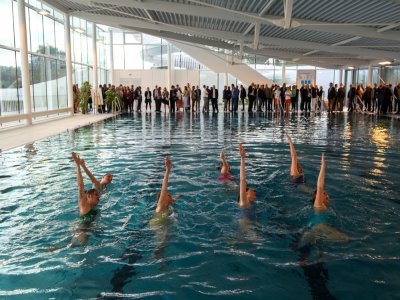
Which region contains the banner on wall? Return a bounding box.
[297,70,316,86]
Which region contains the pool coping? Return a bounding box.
[0,113,116,152]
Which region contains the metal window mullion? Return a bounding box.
[40,13,49,112]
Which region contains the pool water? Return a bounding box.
[1,113,400,299]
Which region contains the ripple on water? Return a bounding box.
[0,113,400,299]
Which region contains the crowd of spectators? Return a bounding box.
[72,81,400,115]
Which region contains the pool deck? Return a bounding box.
[0,113,114,152]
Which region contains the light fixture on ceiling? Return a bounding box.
[37,9,50,16]
[348,66,354,70]
[74,27,85,34]
[378,61,392,65]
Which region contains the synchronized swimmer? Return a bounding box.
[61,140,346,251]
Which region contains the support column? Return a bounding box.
[65,14,74,116]
[92,23,98,88]
[367,64,373,86]
[109,30,114,84]
[167,43,172,88]
[338,68,343,85]
[225,72,229,86]
[18,0,32,125]
[282,62,286,84]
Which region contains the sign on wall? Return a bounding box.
[297,70,316,86]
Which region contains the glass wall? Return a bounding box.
[0,0,108,121]
[70,17,108,86]
[112,32,205,71]
[0,0,68,116]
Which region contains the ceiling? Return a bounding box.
[44,0,400,69]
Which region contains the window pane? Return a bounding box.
[54,10,64,22]
[285,69,297,86]
[0,48,19,116]
[161,40,168,68]
[357,69,368,86]
[81,33,88,64]
[258,69,274,82]
[46,58,58,109]
[87,21,93,37]
[82,65,89,82]
[0,0,15,48]
[143,34,161,45]
[125,32,141,44]
[55,21,65,59]
[125,45,143,69]
[57,60,67,108]
[113,45,124,69]
[113,32,123,44]
[31,55,47,112]
[29,8,44,54]
[143,44,161,69]
[89,66,93,84]
[13,1,20,49]
[73,63,83,86]
[316,69,335,94]
[87,37,93,65]
[72,31,81,63]
[42,3,54,17]
[43,16,56,56]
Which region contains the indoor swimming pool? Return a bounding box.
[0,113,399,299]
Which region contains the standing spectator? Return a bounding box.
[202,85,209,113]
[304,84,311,112]
[145,87,152,112]
[394,82,400,114]
[372,83,378,113]
[154,85,161,112]
[190,86,197,112]
[211,85,219,113]
[248,83,255,112]
[290,85,297,112]
[299,84,306,111]
[232,84,239,112]
[183,86,190,112]
[285,86,292,113]
[363,84,372,112]
[176,85,183,112]
[265,84,273,112]
[274,85,281,112]
[382,84,392,114]
[162,87,169,113]
[280,83,286,112]
[222,86,228,112]
[356,84,364,112]
[136,86,142,112]
[311,85,318,112]
[240,85,246,112]
[73,84,80,113]
[327,83,337,113]
[224,86,232,112]
[169,85,176,113]
[317,86,324,112]
[257,84,265,112]
[195,86,201,112]
[336,84,345,112]
[347,84,356,112]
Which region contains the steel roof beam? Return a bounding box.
[283,0,293,29]
[65,0,400,42]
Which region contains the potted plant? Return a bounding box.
[79,81,92,114]
[105,89,123,113]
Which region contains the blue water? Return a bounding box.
[1,113,400,299]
